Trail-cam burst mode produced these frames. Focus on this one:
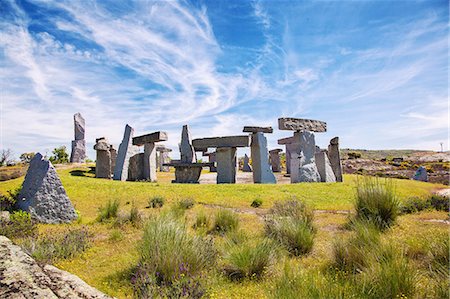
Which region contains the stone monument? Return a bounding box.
[17,153,77,223]
[156,146,172,172]
[94,137,115,179]
[269,149,282,172]
[113,124,138,181]
[327,137,343,182]
[315,150,336,182]
[242,154,252,172]
[132,131,168,182]
[70,113,86,163]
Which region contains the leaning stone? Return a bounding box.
[315,151,336,182]
[328,137,343,182]
[180,125,196,163]
[114,124,138,181]
[413,166,428,182]
[278,117,327,132]
[73,112,85,140]
[250,132,276,183]
[128,153,145,181]
[16,153,77,224]
[242,154,252,172]
[216,147,237,184]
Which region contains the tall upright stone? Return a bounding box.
[278,136,295,174]
[113,125,138,181]
[290,131,320,183]
[94,137,112,179]
[328,137,343,182]
[180,125,196,163]
[315,151,336,182]
[242,154,252,172]
[250,132,276,183]
[156,146,172,172]
[17,153,77,223]
[216,147,237,184]
[70,113,86,163]
[269,149,282,172]
[132,131,168,182]
[128,153,145,181]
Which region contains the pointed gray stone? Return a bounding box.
[17,153,77,224]
[73,112,85,140]
[180,125,196,163]
[250,132,276,183]
[113,125,138,181]
[328,137,343,182]
[315,151,336,182]
[242,154,252,172]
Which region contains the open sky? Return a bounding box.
[1,0,448,160]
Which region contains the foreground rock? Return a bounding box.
[17,153,77,224]
[0,236,111,299]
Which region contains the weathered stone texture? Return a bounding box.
[132,131,168,146]
[216,147,237,184]
[180,125,196,163]
[114,124,138,181]
[17,153,77,224]
[250,132,276,184]
[94,138,112,179]
[243,126,273,133]
[0,236,111,299]
[269,149,282,172]
[328,137,343,182]
[278,117,327,132]
[315,151,336,182]
[73,112,85,140]
[413,166,428,182]
[128,153,145,181]
[290,131,321,183]
[70,140,86,163]
[144,143,157,182]
[242,154,252,172]
[193,135,250,149]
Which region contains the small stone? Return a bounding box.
[242,154,252,172]
[17,153,77,223]
[413,166,428,182]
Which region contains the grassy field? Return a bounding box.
[1,165,448,298]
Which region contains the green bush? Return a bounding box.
[148,196,164,208]
[137,216,216,284]
[354,177,399,230]
[0,210,37,239]
[128,201,142,227]
[251,198,263,208]
[177,198,195,210]
[399,197,430,214]
[212,209,239,234]
[22,227,90,263]
[428,194,449,211]
[192,211,210,230]
[97,199,120,222]
[109,229,124,241]
[49,146,69,164]
[223,239,278,281]
[0,187,21,211]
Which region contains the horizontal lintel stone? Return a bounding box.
[278,117,327,132]
[277,136,294,145]
[163,162,213,167]
[243,126,273,133]
[132,131,168,146]
[192,135,250,149]
[269,149,283,153]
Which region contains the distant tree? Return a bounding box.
[0,149,13,166]
[20,152,35,164]
[49,146,69,164]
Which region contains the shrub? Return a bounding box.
[399,197,430,214]
[265,216,315,256]
[354,177,399,230]
[49,146,69,164]
[212,209,239,234]
[270,198,314,227]
[177,198,195,210]
[0,187,21,211]
[427,194,449,211]
[223,239,278,281]
[0,210,37,239]
[22,227,90,263]
[97,199,120,222]
[137,216,216,284]
[128,202,143,227]
[192,211,210,230]
[109,229,124,241]
[348,152,361,159]
[148,196,164,208]
[250,198,263,208]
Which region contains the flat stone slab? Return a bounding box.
[192,135,250,149]
[278,136,295,145]
[164,162,213,167]
[278,117,327,132]
[133,131,168,146]
[243,126,273,133]
[269,149,283,153]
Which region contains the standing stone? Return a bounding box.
[128,153,145,181]
[156,146,172,172]
[413,166,428,182]
[315,151,336,182]
[242,154,252,172]
[144,143,156,182]
[113,124,138,181]
[291,131,320,183]
[70,113,86,163]
[94,137,112,179]
[16,153,77,224]
[290,153,301,184]
[216,147,237,184]
[203,152,217,172]
[251,132,276,183]
[328,137,343,182]
[180,125,196,163]
[269,149,282,172]
[110,146,117,175]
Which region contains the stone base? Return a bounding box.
[70,140,86,163]
[165,163,212,184]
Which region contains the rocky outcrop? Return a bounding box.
[0,236,111,299]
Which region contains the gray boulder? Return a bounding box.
[315,151,336,182]
[17,153,77,224]
[413,166,428,182]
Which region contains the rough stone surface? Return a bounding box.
[250,132,276,183]
[242,154,252,172]
[328,137,343,182]
[278,117,327,132]
[114,124,138,181]
[278,136,294,145]
[110,146,117,175]
[73,113,85,140]
[193,135,250,149]
[180,125,196,163]
[413,166,428,182]
[243,126,273,133]
[143,143,157,182]
[94,138,112,179]
[158,150,171,172]
[290,131,321,183]
[132,131,168,146]
[315,151,336,182]
[128,153,145,181]
[285,142,300,174]
[204,152,217,172]
[172,165,203,183]
[16,153,77,224]
[0,236,111,299]
[216,147,237,184]
[269,149,282,172]
[70,140,86,163]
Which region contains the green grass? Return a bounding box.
[0,165,447,298]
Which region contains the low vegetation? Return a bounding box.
[0,210,37,239]
[148,196,165,208]
[97,199,120,222]
[212,209,239,234]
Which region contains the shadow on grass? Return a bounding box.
[70,167,96,177]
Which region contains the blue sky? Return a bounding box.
[1,0,448,159]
